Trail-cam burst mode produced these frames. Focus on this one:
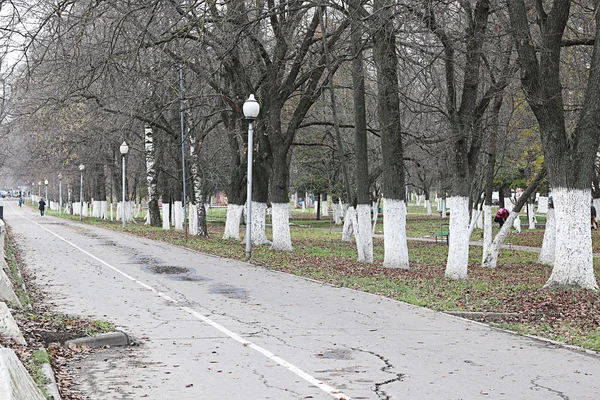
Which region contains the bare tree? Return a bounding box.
[508,0,600,289]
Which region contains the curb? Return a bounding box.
[40,359,61,400]
[65,331,130,348]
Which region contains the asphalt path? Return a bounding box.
[3,199,600,399]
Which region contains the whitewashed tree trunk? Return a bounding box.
[383,198,409,269]
[468,208,481,238]
[426,199,432,216]
[476,209,483,229]
[92,200,101,218]
[100,201,108,220]
[302,197,306,212]
[538,207,556,266]
[482,210,520,268]
[333,201,343,225]
[271,203,292,251]
[322,197,329,216]
[355,204,373,263]
[189,204,198,236]
[342,206,355,242]
[174,201,183,231]
[416,195,421,206]
[83,202,89,217]
[481,205,493,266]
[162,204,170,230]
[544,188,597,289]
[441,199,447,218]
[445,197,470,280]
[313,200,318,214]
[513,216,521,233]
[126,201,136,223]
[251,201,271,245]
[372,204,378,235]
[223,204,244,240]
[528,203,536,229]
[110,203,114,221]
[117,202,123,221]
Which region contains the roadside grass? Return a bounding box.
[43,208,600,352]
[28,349,51,399]
[4,234,32,307]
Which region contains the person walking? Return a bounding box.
[18,197,23,207]
[592,201,597,230]
[38,198,46,216]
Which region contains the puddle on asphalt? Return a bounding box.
[173,275,208,282]
[145,265,189,274]
[317,349,353,360]
[140,263,208,282]
[136,256,163,265]
[209,284,249,300]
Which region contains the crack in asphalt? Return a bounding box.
[531,376,569,399]
[251,368,304,397]
[352,348,404,399]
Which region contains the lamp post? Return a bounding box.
[120,141,129,229]
[44,179,48,205]
[58,174,62,215]
[79,164,85,221]
[243,94,260,259]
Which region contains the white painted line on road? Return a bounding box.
[12,208,352,400]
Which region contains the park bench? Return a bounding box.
[435,214,449,245]
[434,231,449,245]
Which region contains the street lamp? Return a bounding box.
[58,174,62,215]
[120,141,129,229]
[243,94,260,259]
[79,164,85,221]
[44,179,48,205]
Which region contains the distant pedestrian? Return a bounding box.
[494,207,509,227]
[38,198,46,216]
[592,201,597,230]
[18,197,23,207]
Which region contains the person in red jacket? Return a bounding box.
[494,207,509,227]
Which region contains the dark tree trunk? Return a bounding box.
[352,24,369,207]
[316,193,321,221]
[373,0,409,268]
[508,0,600,289]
